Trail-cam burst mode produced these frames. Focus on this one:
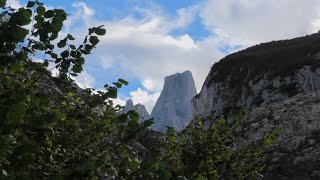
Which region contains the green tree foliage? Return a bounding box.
[135,110,282,180]
[0,0,151,178]
[0,1,281,179]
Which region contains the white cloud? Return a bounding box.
[142,78,161,92]
[45,0,320,113]
[130,88,160,113]
[72,2,95,16]
[59,1,224,110]
[6,0,21,9]
[112,97,127,107]
[112,88,160,113]
[100,55,114,69]
[200,0,320,45]
[72,70,95,89]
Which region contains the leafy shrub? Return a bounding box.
[135,110,282,180]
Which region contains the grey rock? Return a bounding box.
[119,99,150,123]
[192,34,320,177]
[151,70,197,132]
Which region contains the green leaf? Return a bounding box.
[83,44,93,54]
[11,9,32,26]
[72,65,82,73]
[67,45,75,50]
[43,60,49,67]
[26,1,35,8]
[159,170,172,180]
[50,52,57,59]
[145,162,158,172]
[35,14,44,23]
[87,157,96,169]
[57,39,66,48]
[128,158,140,172]
[95,26,106,36]
[113,82,122,88]
[89,36,99,45]
[0,0,6,8]
[35,1,43,6]
[60,50,69,58]
[13,103,26,113]
[50,32,58,40]
[218,118,226,125]
[118,78,129,85]
[37,6,46,15]
[44,10,54,18]
[10,27,29,41]
[67,34,75,40]
[34,22,42,29]
[76,57,85,64]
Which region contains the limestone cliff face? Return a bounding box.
[192,33,320,178]
[119,99,150,123]
[151,70,197,132]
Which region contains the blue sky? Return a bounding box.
[9,0,320,112]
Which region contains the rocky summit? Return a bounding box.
[151,70,197,132]
[192,33,320,178]
[119,99,150,123]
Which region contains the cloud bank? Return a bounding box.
[27,0,320,113]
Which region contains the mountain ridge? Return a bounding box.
[192,32,320,178]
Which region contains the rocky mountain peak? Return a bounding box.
[151,70,197,132]
[119,99,150,123]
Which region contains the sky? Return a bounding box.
[8,0,320,113]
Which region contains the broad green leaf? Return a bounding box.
[105,87,117,99]
[72,65,82,73]
[34,22,42,29]
[11,9,32,26]
[26,1,35,8]
[145,162,158,172]
[67,34,75,40]
[57,39,66,48]
[60,50,69,58]
[95,26,106,36]
[89,36,99,45]
[118,78,129,85]
[50,32,58,40]
[50,52,58,58]
[35,14,44,23]
[69,44,76,50]
[128,158,140,172]
[37,6,46,15]
[44,10,54,18]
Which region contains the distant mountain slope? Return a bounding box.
[192,32,320,178]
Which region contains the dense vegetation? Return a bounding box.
[211,33,320,84]
[0,1,281,179]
